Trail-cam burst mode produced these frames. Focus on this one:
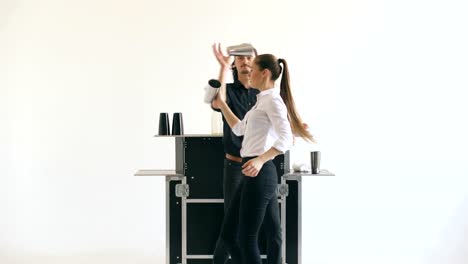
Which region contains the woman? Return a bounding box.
[212,54,314,264]
[208,43,282,264]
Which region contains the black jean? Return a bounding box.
[218,157,282,264]
[213,159,244,264]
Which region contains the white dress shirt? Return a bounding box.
[232,87,293,157]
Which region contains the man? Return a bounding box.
[206,43,282,264]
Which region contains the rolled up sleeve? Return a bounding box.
[267,97,293,153]
[231,120,245,136]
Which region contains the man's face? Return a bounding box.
[234,55,254,75]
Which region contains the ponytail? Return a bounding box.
[255,54,316,142]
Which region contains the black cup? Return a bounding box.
[172,112,184,135]
[208,79,221,88]
[158,112,170,135]
[311,151,321,174]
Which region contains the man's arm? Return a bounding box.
[212,43,232,106]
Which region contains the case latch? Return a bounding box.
[277,183,289,197]
[175,184,190,197]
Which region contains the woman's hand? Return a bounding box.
[212,43,232,69]
[242,157,265,177]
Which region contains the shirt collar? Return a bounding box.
[257,87,280,98]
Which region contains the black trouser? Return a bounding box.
[213,159,244,263]
[218,157,282,264]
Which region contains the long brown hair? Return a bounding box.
[255,54,315,143]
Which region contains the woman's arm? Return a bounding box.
[242,96,293,177]
[241,147,282,177]
[212,96,241,130]
[267,97,294,153]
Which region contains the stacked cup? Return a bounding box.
[158,112,184,136]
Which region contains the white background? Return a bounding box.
[1,0,467,263]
